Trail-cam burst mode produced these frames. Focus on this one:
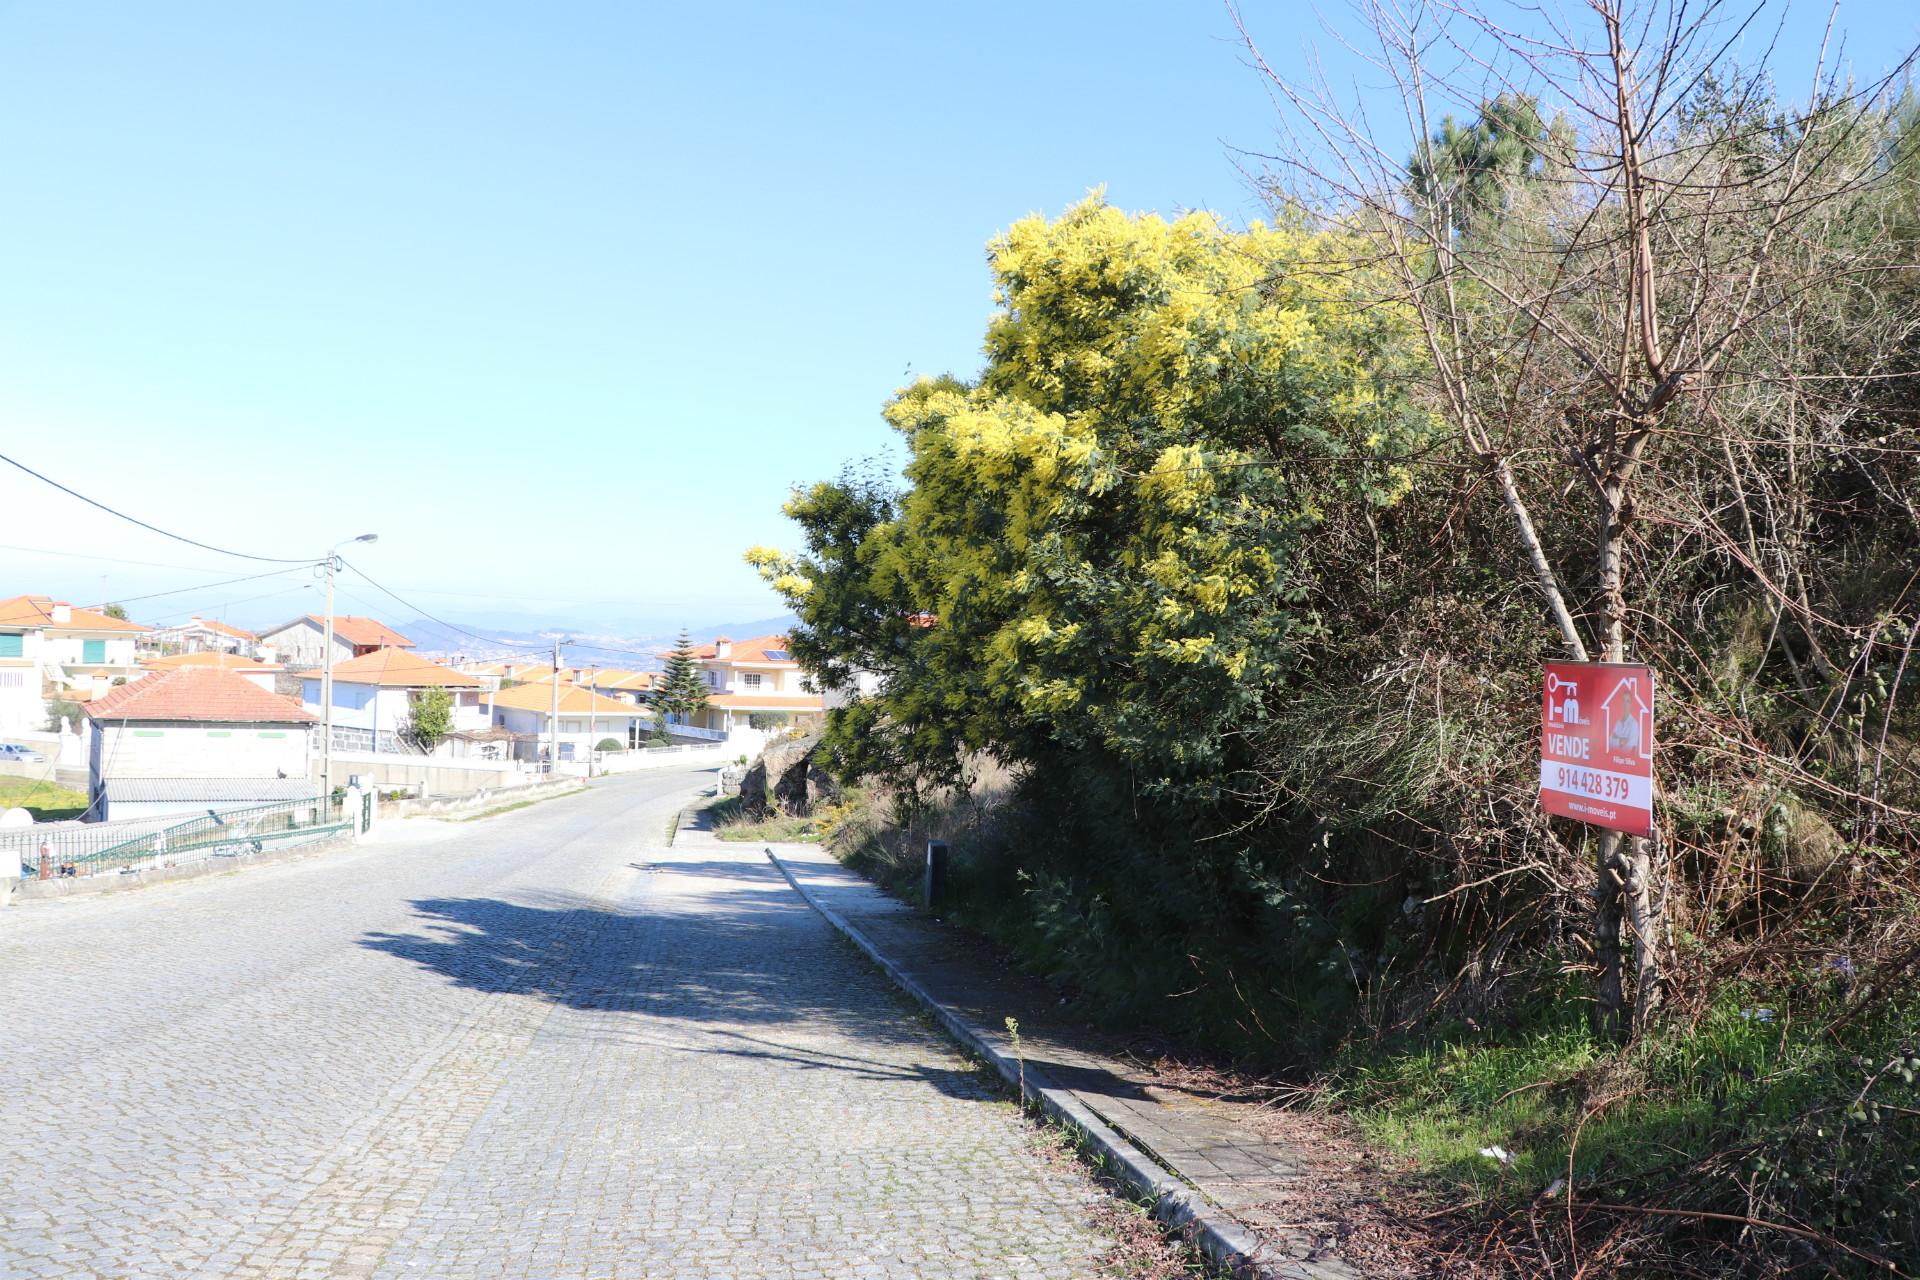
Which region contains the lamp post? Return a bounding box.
[322,533,379,797]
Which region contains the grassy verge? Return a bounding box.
[0,775,87,821]
[701,794,824,843]
[827,784,1920,1274]
[1320,983,1920,1270]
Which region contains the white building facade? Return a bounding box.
[84,668,318,821]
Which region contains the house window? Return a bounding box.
[742,673,763,690]
[82,640,106,664]
[0,634,21,658]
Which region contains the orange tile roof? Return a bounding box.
[474,661,555,680]
[141,652,278,672]
[489,683,658,716]
[0,595,150,633]
[299,649,481,688]
[86,668,315,723]
[684,634,797,665]
[196,617,257,641]
[268,615,413,648]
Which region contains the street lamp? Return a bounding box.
[322,533,379,797]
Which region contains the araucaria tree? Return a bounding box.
[1240,0,1917,1040]
[655,630,710,725]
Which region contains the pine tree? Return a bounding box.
[656,629,710,726]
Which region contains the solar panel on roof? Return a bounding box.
[762,649,791,662]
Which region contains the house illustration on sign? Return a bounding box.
[1602,676,1651,759]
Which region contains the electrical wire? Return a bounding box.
[0,541,270,575]
[337,558,550,653]
[336,560,677,667]
[0,449,315,564]
[144,582,316,628]
[82,565,316,611]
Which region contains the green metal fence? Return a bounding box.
[10,796,349,880]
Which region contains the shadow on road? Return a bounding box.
[356,877,997,1101]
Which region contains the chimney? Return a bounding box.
[715,636,732,659]
[49,603,71,624]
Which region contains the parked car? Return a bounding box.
[0,744,47,763]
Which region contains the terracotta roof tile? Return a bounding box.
[263,615,413,648]
[489,684,656,716]
[298,649,481,688]
[85,668,316,723]
[141,652,279,672]
[0,594,150,633]
[317,615,413,647]
[682,633,797,665]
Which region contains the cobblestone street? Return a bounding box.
[0,770,1118,1279]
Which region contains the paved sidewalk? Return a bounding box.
[756,838,1357,1280]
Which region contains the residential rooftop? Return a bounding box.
[0,594,150,634]
[299,649,481,688]
[268,615,414,649]
[85,668,316,723]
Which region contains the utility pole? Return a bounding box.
[550,637,562,775]
[322,533,379,797]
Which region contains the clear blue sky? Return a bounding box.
[0,1,1912,636]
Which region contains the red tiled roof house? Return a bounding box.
[83,667,318,821]
[295,649,487,755]
[255,614,414,669]
[666,633,825,743]
[0,595,152,723]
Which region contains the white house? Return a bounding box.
[0,595,151,725]
[488,683,661,762]
[143,615,259,657]
[671,634,825,741]
[299,648,489,754]
[83,667,318,821]
[260,614,414,669]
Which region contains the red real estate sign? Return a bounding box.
[1540,662,1655,838]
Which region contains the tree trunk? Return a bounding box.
[1593,830,1627,1042]
[1594,478,1664,1041]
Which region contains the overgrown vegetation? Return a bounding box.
[702,793,826,843]
[750,2,1920,1271]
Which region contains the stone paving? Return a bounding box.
[763,841,1347,1275]
[0,770,1120,1279]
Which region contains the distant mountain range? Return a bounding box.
[397,615,798,668]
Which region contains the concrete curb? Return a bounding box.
[765,847,1355,1280]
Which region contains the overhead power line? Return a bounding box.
[337,559,671,665]
[0,449,315,564]
[338,558,549,653]
[83,565,314,610]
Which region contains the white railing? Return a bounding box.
[667,724,726,742]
